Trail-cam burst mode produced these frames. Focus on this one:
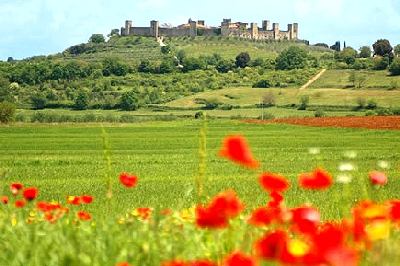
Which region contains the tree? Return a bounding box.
[0,102,15,124]
[89,34,105,44]
[102,58,128,76]
[373,39,393,57]
[119,90,140,111]
[74,90,90,110]
[235,52,251,68]
[394,44,400,57]
[359,46,372,58]
[373,56,389,70]
[276,46,308,70]
[7,57,14,63]
[336,47,357,64]
[389,58,400,76]
[108,29,120,37]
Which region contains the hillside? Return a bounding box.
[59,36,332,63]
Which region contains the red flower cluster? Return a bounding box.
[298,168,333,190]
[67,195,94,205]
[195,190,244,229]
[77,211,92,221]
[162,260,216,266]
[119,173,138,188]
[37,201,69,223]
[219,135,259,169]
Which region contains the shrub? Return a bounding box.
[120,90,140,111]
[373,56,389,70]
[235,52,251,68]
[314,109,326,117]
[253,79,272,88]
[366,99,378,110]
[216,59,235,73]
[298,95,310,110]
[138,60,153,73]
[389,58,400,76]
[194,111,205,119]
[31,93,47,110]
[161,45,171,55]
[158,59,175,74]
[0,102,16,123]
[74,90,90,110]
[262,91,276,106]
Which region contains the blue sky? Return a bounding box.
[1,0,400,60]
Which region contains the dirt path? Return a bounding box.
[299,69,326,90]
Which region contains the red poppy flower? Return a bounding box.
[219,135,259,169]
[249,207,281,227]
[116,263,132,266]
[23,187,38,201]
[387,200,400,221]
[10,183,23,195]
[137,207,152,220]
[259,173,290,192]
[195,190,244,229]
[299,168,333,190]
[81,195,93,204]
[119,173,138,188]
[223,251,257,266]
[254,230,288,260]
[268,191,284,208]
[1,196,8,204]
[77,211,91,221]
[161,260,187,266]
[369,171,387,186]
[15,199,26,208]
[291,206,321,235]
[190,260,216,266]
[67,196,81,205]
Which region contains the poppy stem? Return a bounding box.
[196,113,208,203]
[101,126,113,210]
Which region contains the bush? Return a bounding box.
[389,58,400,76]
[298,95,310,110]
[314,109,326,117]
[366,99,378,110]
[74,90,90,110]
[262,91,276,106]
[161,45,171,55]
[138,60,153,73]
[253,79,272,88]
[373,56,389,70]
[194,111,205,119]
[120,90,140,111]
[0,102,16,123]
[235,52,251,68]
[31,93,48,110]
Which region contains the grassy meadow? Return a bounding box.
[1,119,400,266]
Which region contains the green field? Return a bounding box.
[1,120,400,265]
[2,120,399,215]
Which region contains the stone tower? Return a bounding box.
[262,20,270,31]
[150,20,159,38]
[189,20,197,37]
[288,24,293,40]
[251,23,258,39]
[124,20,132,36]
[293,23,299,39]
[273,23,279,40]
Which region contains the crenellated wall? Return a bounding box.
[121,18,299,41]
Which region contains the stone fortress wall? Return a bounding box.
[121,18,298,41]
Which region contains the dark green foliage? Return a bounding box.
[31,93,48,110]
[102,58,128,77]
[158,59,175,74]
[366,99,378,109]
[395,45,400,57]
[235,52,251,68]
[0,102,16,123]
[276,47,308,70]
[216,59,235,73]
[182,57,206,72]
[194,111,205,119]
[176,50,186,63]
[138,60,153,73]
[314,43,329,49]
[373,39,393,57]
[389,58,400,76]
[253,79,272,88]
[74,90,90,110]
[66,44,87,56]
[335,47,357,65]
[161,45,171,55]
[120,90,140,111]
[359,46,372,58]
[373,56,389,70]
[89,34,105,44]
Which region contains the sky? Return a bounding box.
[1,0,400,60]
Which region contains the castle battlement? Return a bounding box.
[121,18,298,41]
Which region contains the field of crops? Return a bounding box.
[0,120,400,265]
